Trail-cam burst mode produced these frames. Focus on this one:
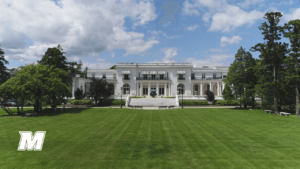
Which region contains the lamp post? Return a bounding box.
[120,87,123,108]
[179,86,183,108]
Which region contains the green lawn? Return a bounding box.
[1,108,300,169]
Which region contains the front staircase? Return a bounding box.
[129,98,177,108]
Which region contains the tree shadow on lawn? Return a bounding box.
[0,108,91,118]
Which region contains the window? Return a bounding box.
[177,84,185,94]
[159,85,164,95]
[202,73,205,79]
[160,75,164,79]
[92,73,95,78]
[207,84,210,91]
[179,74,184,80]
[191,73,195,79]
[124,74,129,80]
[152,75,155,79]
[143,75,147,79]
[103,73,106,79]
[213,73,216,79]
[123,84,130,94]
[108,84,114,95]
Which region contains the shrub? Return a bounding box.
[97,99,125,106]
[215,100,239,106]
[205,90,215,102]
[75,88,83,100]
[69,99,93,105]
[179,100,209,106]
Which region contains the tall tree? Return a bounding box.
[283,19,300,117]
[38,45,81,108]
[89,78,111,105]
[251,12,286,114]
[225,47,256,108]
[0,46,10,85]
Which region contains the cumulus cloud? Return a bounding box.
[150,47,178,63]
[184,54,233,67]
[237,0,266,9]
[220,36,242,47]
[182,0,264,32]
[187,24,199,31]
[0,0,158,63]
[284,8,300,22]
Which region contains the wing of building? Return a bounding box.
[71,63,229,100]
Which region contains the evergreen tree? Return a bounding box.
[251,12,286,113]
[222,83,235,100]
[283,19,300,117]
[0,46,10,85]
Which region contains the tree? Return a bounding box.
[205,90,215,102]
[38,44,82,108]
[225,47,257,108]
[283,19,300,117]
[250,12,286,113]
[89,78,111,105]
[109,65,116,69]
[222,83,235,100]
[0,64,71,113]
[75,88,83,100]
[0,46,10,85]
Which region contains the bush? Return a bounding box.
[179,100,209,106]
[69,99,93,105]
[98,99,125,106]
[205,90,215,102]
[75,88,83,100]
[215,100,239,106]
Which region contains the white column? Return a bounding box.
[200,83,203,96]
[148,82,150,96]
[217,82,220,96]
[164,83,167,96]
[209,82,212,91]
[72,79,75,98]
[140,83,142,96]
[156,82,159,95]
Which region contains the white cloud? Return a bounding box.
[111,52,115,58]
[97,58,105,62]
[187,24,199,31]
[82,61,112,70]
[162,48,177,63]
[220,36,242,47]
[184,53,233,67]
[209,6,264,32]
[0,0,158,63]
[182,0,264,32]
[237,0,266,9]
[278,0,293,6]
[150,47,178,63]
[148,30,181,39]
[284,8,300,22]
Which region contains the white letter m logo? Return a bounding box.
[18,131,46,151]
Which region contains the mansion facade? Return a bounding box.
[72,63,229,100]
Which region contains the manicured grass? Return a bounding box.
[1,108,300,168]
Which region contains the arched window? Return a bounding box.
[177,84,185,94]
[123,84,130,94]
[108,84,114,95]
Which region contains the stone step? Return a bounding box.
[130,98,176,107]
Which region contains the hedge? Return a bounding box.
[179,100,209,106]
[215,100,239,106]
[98,99,125,106]
[69,99,93,105]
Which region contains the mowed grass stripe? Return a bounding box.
[1,108,300,168]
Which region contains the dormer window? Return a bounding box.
[213,73,216,79]
[152,75,155,79]
[92,73,95,78]
[103,73,106,79]
[202,73,205,79]
[160,75,164,79]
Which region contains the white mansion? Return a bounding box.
[72,63,229,100]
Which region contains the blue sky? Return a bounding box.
[1,0,299,69]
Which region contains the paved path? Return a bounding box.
[130,98,176,107]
